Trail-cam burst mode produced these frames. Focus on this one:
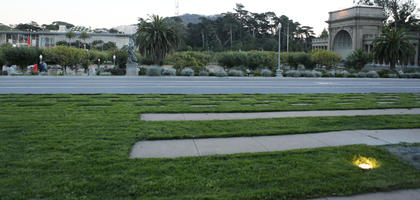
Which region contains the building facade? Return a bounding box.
[0,30,131,49]
[312,5,420,67]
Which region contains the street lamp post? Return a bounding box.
[39,55,43,64]
[277,23,283,77]
[113,55,116,67]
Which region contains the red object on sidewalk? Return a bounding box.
[33,64,38,73]
[27,38,31,46]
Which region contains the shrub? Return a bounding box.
[285,70,301,77]
[301,70,322,77]
[180,67,195,76]
[335,70,350,78]
[328,70,336,77]
[199,71,209,76]
[110,68,126,75]
[214,69,228,77]
[356,72,367,78]
[217,51,277,70]
[378,69,392,78]
[367,71,379,78]
[146,66,162,76]
[295,53,315,69]
[261,69,272,77]
[313,70,323,77]
[302,70,315,77]
[162,68,176,76]
[400,73,420,78]
[166,51,211,70]
[344,49,371,70]
[311,50,341,68]
[228,69,244,77]
[3,47,41,72]
[110,49,129,69]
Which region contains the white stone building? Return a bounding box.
[313,5,419,67]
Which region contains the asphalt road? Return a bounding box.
[1,76,420,94]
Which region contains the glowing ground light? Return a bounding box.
[358,163,373,170]
[353,156,379,170]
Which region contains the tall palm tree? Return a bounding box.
[136,15,179,65]
[65,31,76,47]
[79,31,90,49]
[372,27,415,71]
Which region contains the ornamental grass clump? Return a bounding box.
[285,70,301,77]
[199,71,209,76]
[228,69,244,77]
[180,67,195,76]
[146,66,162,76]
[367,71,379,78]
[214,69,228,77]
[261,69,272,77]
[162,68,176,76]
[357,72,367,78]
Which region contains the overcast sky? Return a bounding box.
[2,0,420,35]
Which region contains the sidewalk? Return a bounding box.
[311,188,420,200]
[130,129,420,158]
[141,108,420,121]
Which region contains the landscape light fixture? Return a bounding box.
[113,55,116,66]
[358,163,373,170]
[353,156,379,171]
[277,23,283,77]
[39,55,43,63]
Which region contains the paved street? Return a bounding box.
[1,76,420,94]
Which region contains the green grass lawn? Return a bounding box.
[1,93,420,199]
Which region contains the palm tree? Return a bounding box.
[65,31,76,47]
[79,31,90,49]
[136,15,179,65]
[372,28,415,71]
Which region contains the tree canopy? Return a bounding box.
[136,15,180,65]
[173,4,316,52]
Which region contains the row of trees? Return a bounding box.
[0,45,128,73]
[357,0,419,30]
[172,4,315,52]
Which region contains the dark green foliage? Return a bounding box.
[284,52,315,69]
[109,68,126,75]
[1,94,420,199]
[373,28,415,71]
[165,51,210,70]
[183,4,315,52]
[311,50,341,68]
[217,51,277,70]
[112,49,128,69]
[136,15,179,65]
[345,49,372,70]
[2,47,41,71]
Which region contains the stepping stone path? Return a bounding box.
[130,129,420,158]
[377,102,396,104]
[190,105,218,107]
[141,108,420,121]
[291,103,313,106]
[336,102,355,105]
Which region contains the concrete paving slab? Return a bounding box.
[308,131,390,146]
[311,188,420,200]
[141,108,420,121]
[130,139,198,158]
[195,137,267,156]
[130,129,420,159]
[361,129,420,144]
[252,134,327,151]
